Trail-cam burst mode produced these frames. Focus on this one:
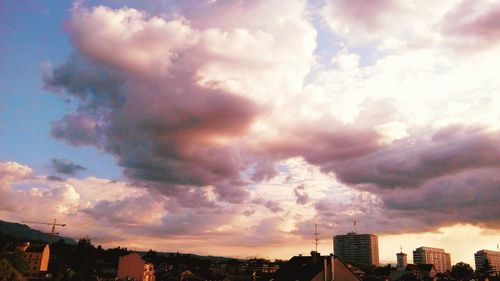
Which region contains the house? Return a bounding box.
[273,251,362,281]
[4,241,50,279]
[409,264,437,280]
[117,253,155,281]
[389,264,437,281]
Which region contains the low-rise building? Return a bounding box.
[117,253,155,281]
[4,241,50,279]
[274,251,361,281]
[389,264,436,281]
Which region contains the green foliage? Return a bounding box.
[478,257,496,277]
[0,249,28,274]
[397,272,419,281]
[0,259,25,281]
[0,234,284,281]
[451,262,474,280]
[436,271,452,280]
[48,238,130,281]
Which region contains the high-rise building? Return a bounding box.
[475,249,500,274]
[333,232,379,266]
[413,247,451,273]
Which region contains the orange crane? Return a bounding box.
[22,219,66,243]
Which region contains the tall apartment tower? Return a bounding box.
[475,249,500,273]
[396,251,408,271]
[333,232,379,266]
[413,247,451,273]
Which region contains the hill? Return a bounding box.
[0,219,76,244]
[137,250,243,262]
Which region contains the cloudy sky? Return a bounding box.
[1,0,499,266]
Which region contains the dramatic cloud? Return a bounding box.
[441,0,500,49]
[382,168,500,230]
[31,0,500,262]
[0,161,33,212]
[322,0,500,52]
[51,158,87,175]
[0,161,32,186]
[259,123,383,165]
[328,126,500,188]
[44,1,316,205]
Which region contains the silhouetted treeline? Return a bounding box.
[1,232,283,281]
[0,232,129,281]
[48,238,130,280]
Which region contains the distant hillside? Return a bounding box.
[0,220,76,244]
[137,250,243,262]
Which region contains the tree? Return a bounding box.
[71,238,97,281]
[398,272,419,281]
[0,249,28,275]
[0,259,25,281]
[476,257,495,278]
[451,262,473,280]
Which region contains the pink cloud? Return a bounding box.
[44,2,316,206]
[329,126,500,188]
[322,0,402,44]
[441,0,500,49]
[382,167,500,230]
[37,1,500,244]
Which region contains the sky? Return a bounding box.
[0,0,499,267]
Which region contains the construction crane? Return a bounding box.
[22,219,66,243]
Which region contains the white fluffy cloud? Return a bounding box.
[3,0,498,262]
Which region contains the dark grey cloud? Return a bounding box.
[51,158,87,175]
[326,126,500,188]
[294,185,309,205]
[46,175,66,182]
[252,198,284,213]
[287,126,500,235]
[45,51,259,204]
[382,167,500,229]
[261,124,383,165]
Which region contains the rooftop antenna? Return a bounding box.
[400,246,403,253]
[353,220,357,233]
[313,224,320,252]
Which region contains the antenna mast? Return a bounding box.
[313,224,320,252]
[353,220,357,233]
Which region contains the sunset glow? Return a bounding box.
[1,0,500,269]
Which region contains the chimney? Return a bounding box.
[330,254,335,281]
[324,258,328,281]
[311,251,321,264]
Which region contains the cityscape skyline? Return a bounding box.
[3,217,500,269]
[1,0,500,270]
